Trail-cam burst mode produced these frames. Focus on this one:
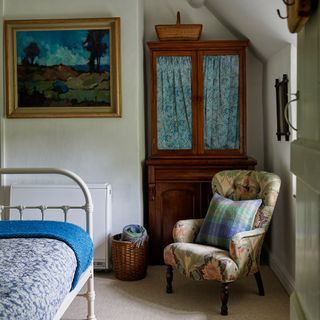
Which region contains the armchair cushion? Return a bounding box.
[163,228,266,282]
[195,193,262,250]
[164,242,239,282]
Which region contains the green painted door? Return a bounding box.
[290,6,320,320]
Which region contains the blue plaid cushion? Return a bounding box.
[195,193,262,250]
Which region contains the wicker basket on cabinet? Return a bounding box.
[155,11,202,41]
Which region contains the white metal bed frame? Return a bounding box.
[0,168,96,320]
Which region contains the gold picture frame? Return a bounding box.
[5,17,121,118]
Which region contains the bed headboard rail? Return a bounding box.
[6,204,86,223]
[0,168,93,239]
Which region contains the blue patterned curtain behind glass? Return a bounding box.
[156,56,192,150]
[203,55,240,150]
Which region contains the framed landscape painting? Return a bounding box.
[5,18,121,118]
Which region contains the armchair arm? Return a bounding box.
[229,228,266,277]
[173,219,204,243]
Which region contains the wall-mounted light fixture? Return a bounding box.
[275,74,290,141]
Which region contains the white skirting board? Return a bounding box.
[266,247,295,295]
[9,183,112,270]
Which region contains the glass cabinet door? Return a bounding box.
[149,42,246,158]
[202,54,241,152]
[155,54,195,153]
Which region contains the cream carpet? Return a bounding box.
[62,265,289,320]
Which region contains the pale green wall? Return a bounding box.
[263,44,296,294]
[1,0,145,235]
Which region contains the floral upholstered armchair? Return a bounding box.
[163,170,281,315]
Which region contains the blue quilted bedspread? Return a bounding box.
[0,220,93,289]
[0,220,94,319]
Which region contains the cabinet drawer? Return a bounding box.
[155,168,217,181]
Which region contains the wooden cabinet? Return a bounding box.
[146,41,256,264]
[149,40,248,158]
[150,181,201,264]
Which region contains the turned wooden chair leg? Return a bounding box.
[166,265,173,293]
[220,283,229,316]
[254,271,265,296]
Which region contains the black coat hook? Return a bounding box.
[277,0,295,20]
[277,9,288,19]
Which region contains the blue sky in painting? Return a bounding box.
[16,29,109,67]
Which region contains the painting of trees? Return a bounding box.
[6,17,121,117]
[22,42,40,65]
[83,30,108,73]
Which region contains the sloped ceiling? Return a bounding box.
[203,0,297,61]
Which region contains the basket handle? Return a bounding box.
[176,11,181,25]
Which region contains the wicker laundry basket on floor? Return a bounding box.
[111,233,148,281]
